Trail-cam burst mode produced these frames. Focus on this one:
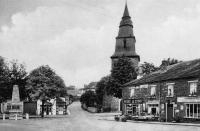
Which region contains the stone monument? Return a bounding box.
[7,85,23,120]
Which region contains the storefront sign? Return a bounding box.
[132,99,143,104]
[123,99,143,104]
[146,100,159,105]
[177,97,200,103]
[140,84,148,88]
[123,99,131,104]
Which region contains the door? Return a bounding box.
[132,105,137,116]
[167,104,173,122]
[126,104,133,115]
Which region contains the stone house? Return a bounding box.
[122,59,200,122]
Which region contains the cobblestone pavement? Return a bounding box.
[1,102,200,131]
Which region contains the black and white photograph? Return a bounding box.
[0,0,200,131]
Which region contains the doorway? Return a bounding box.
[167,104,173,122]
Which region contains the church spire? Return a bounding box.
[119,3,133,28]
[123,2,130,18]
[111,2,140,65]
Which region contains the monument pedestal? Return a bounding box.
[8,85,23,120]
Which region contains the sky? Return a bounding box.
[0,0,200,88]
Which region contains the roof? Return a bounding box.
[124,58,200,86]
[123,3,130,18]
[120,3,132,27]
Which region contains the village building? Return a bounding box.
[103,3,140,112]
[23,97,70,115]
[0,84,71,116]
[122,59,200,122]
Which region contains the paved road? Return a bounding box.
[1,102,200,131]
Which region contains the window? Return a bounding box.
[123,39,127,48]
[150,85,156,96]
[167,83,174,97]
[130,88,135,97]
[189,81,198,95]
[7,105,11,110]
[12,105,20,110]
[186,104,200,118]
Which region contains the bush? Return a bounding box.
[121,116,127,122]
[174,116,182,123]
[114,115,119,121]
[80,90,97,107]
[103,107,111,112]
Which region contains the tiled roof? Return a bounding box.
[124,58,200,86]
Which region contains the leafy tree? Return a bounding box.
[66,85,75,90]
[159,58,182,69]
[140,58,181,75]
[0,58,28,102]
[26,65,67,117]
[9,60,28,100]
[109,56,137,98]
[84,81,97,89]
[0,56,9,102]
[95,76,110,108]
[80,90,96,107]
[140,62,158,75]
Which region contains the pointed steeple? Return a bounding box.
[119,3,133,28]
[111,2,140,65]
[123,2,130,18]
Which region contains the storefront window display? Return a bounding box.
[186,104,200,118]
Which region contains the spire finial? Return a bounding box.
[123,0,130,18]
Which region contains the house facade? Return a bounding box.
[122,59,200,122]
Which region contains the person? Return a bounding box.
[67,108,70,115]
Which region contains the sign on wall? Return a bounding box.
[123,99,143,104]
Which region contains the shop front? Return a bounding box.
[146,100,160,116]
[123,98,144,116]
[177,97,200,121]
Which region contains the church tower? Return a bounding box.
[111,3,140,68]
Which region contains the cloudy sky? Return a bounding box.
[0,0,200,88]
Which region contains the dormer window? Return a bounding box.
[167,83,174,97]
[189,80,198,96]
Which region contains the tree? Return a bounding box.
[9,60,28,100]
[66,85,75,90]
[84,82,97,89]
[159,58,182,69]
[109,56,137,98]
[0,58,28,102]
[0,56,9,102]
[26,65,67,117]
[95,76,110,108]
[80,90,96,107]
[140,58,182,76]
[140,62,158,75]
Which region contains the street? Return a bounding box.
[1,102,200,131]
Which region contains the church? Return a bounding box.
[102,3,140,112]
